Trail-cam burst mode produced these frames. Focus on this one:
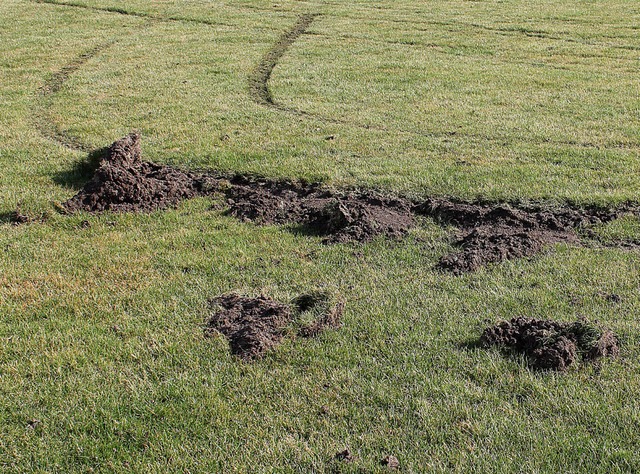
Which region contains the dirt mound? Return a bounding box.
[206,294,292,361]
[415,199,623,274]
[206,292,345,360]
[226,178,414,243]
[480,317,619,371]
[63,133,216,213]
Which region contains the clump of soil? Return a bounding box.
[9,206,32,225]
[480,317,619,371]
[206,292,345,360]
[206,294,292,361]
[63,133,219,213]
[226,177,414,243]
[334,449,354,463]
[381,455,400,470]
[415,199,623,274]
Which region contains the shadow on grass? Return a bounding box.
[51,146,108,189]
[0,211,16,225]
[458,337,484,351]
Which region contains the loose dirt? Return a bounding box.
[9,207,32,225]
[66,134,639,271]
[206,292,345,360]
[206,294,292,361]
[334,449,354,463]
[414,199,626,274]
[64,133,218,213]
[480,317,619,371]
[226,177,414,243]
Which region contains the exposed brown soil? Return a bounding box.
[65,134,639,271]
[63,133,219,213]
[9,207,32,225]
[480,317,619,371]
[226,177,414,243]
[206,294,293,361]
[414,199,630,274]
[205,292,345,360]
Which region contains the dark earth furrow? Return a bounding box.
[64,134,640,273]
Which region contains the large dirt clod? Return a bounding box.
[480,317,619,371]
[206,294,293,361]
[64,133,209,213]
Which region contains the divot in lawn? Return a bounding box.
[205,292,344,361]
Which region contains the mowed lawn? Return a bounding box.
[1,0,640,472]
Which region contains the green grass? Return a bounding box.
[2,0,640,472]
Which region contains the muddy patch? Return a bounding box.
[480,317,619,371]
[415,199,630,274]
[226,177,414,243]
[205,292,345,360]
[63,133,219,213]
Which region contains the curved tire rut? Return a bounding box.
[35,42,114,152]
[248,13,319,107]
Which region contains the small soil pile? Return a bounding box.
[206,294,292,361]
[480,317,619,371]
[416,199,621,274]
[226,177,414,243]
[63,133,218,213]
[206,292,345,360]
[9,206,32,225]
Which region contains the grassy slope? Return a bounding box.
[1,0,640,472]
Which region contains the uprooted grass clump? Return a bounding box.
[205,292,344,361]
[293,291,345,338]
[480,317,619,371]
[64,134,640,272]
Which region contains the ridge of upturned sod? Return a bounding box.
[65,134,640,272]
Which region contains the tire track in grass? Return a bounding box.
[248,13,319,107]
[35,42,114,152]
[33,0,236,28]
[248,15,639,151]
[30,0,640,152]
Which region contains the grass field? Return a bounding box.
[2,0,640,472]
